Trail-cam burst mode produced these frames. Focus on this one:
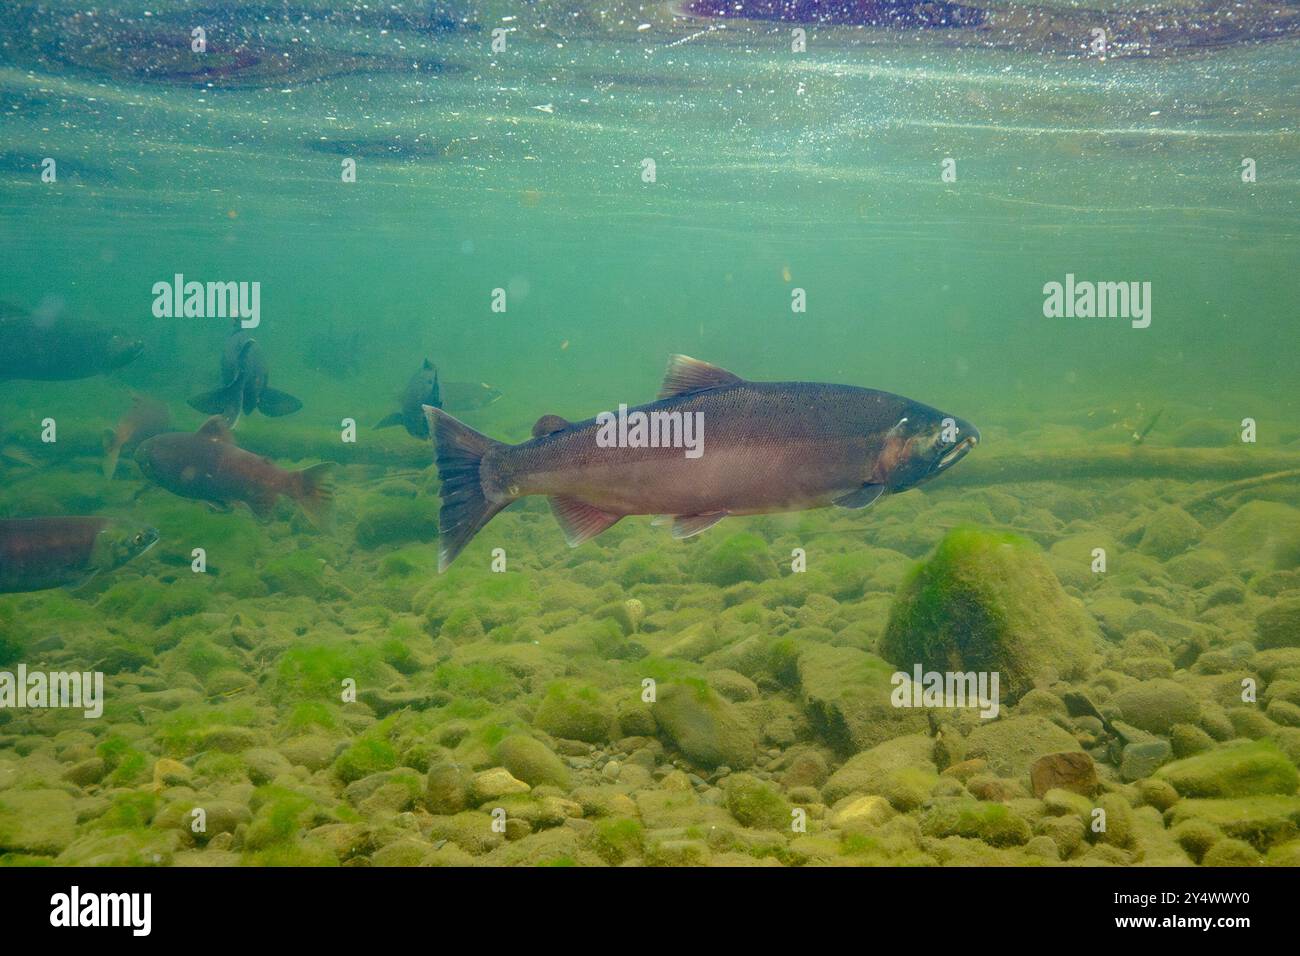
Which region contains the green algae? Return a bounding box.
[880,527,1096,702]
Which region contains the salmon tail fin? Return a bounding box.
[424,404,509,572]
[102,429,121,479]
[292,462,335,530]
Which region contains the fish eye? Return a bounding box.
[133,533,144,545]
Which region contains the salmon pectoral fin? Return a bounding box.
[833,483,887,509]
[258,388,303,417]
[189,377,243,425]
[375,411,404,429]
[669,512,728,539]
[549,496,621,547]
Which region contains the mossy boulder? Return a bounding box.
[822,733,935,804]
[921,799,1032,847]
[1257,598,1300,651]
[879,528,1096,702]
[964,715,1084,779]
[1204,501,1300,570]
[653,681,758,770]
[533,683,614,743]
[0,789,77,856]
[1112,679,1200,735]
[723,773,791,830]
[355,497,440,549]
[1155,740,1299,798]
[494,735,571,789]
[692,532,778,587]
[797,644,926,756]
[1165,796,1300,851]
[1137,506,1203,560]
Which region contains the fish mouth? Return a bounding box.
[934,430,979,473]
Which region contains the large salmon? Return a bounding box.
[424,355,979,571]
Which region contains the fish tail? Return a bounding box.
[424,405,508,572]
[292,462,335,530]
[102,429,121,479]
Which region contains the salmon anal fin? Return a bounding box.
[548,496,620,547]
[670,512,728,539]
[658,355,744,399]
[532,414,571,438]
[833,483,886,509]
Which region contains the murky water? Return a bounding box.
[1,1,1298,867]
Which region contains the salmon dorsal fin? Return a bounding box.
[658,354,744,399]
[532,414,570,438]
[197,415,235,443]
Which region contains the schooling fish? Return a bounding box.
[0,517,158,593]
[188,325,302,426]
[0,303,143,381]
[134,416,333,525]
[103,394,172,479]
[377,359,441,438]
[425,355,979,571]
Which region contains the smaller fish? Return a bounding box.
[442,381,503,412]
[0,303,143,381]
[103,394,172,479]
[135,416,333,526]
[1131,407,1164,445]
[0,517,158,593]
[188,324,302,426]
[377,359,441,438]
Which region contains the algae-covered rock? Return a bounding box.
[1257,598,1300,651]
[426,755,472,814]
[692,532,778,587]
[722,773,790,830]
[355,497,440,549]
[533,682,614,744]
[822,733,935,804]
[1204,501,1300,570]
[797,644,926,755]
[1112,679,1199,735]
[494,735,571,789]
[920,799,1031,847]
[828,794,895,832]
[879,528,1096,702]
[0,789,77,855]
[1155,740,1299,798]
[964,716,1083,779]
[1137,506,1203,560]
[1165,796,1300,850]
[653,681,758,770]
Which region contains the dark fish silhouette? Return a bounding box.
[425,355,979,571]
[188,325,301,426]
[103,394,172,479]
[0,517,158,593]
[135,417,332,526]
[377,359,441,438]
[0,303,143,381]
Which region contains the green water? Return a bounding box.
[1,1,1298,867]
